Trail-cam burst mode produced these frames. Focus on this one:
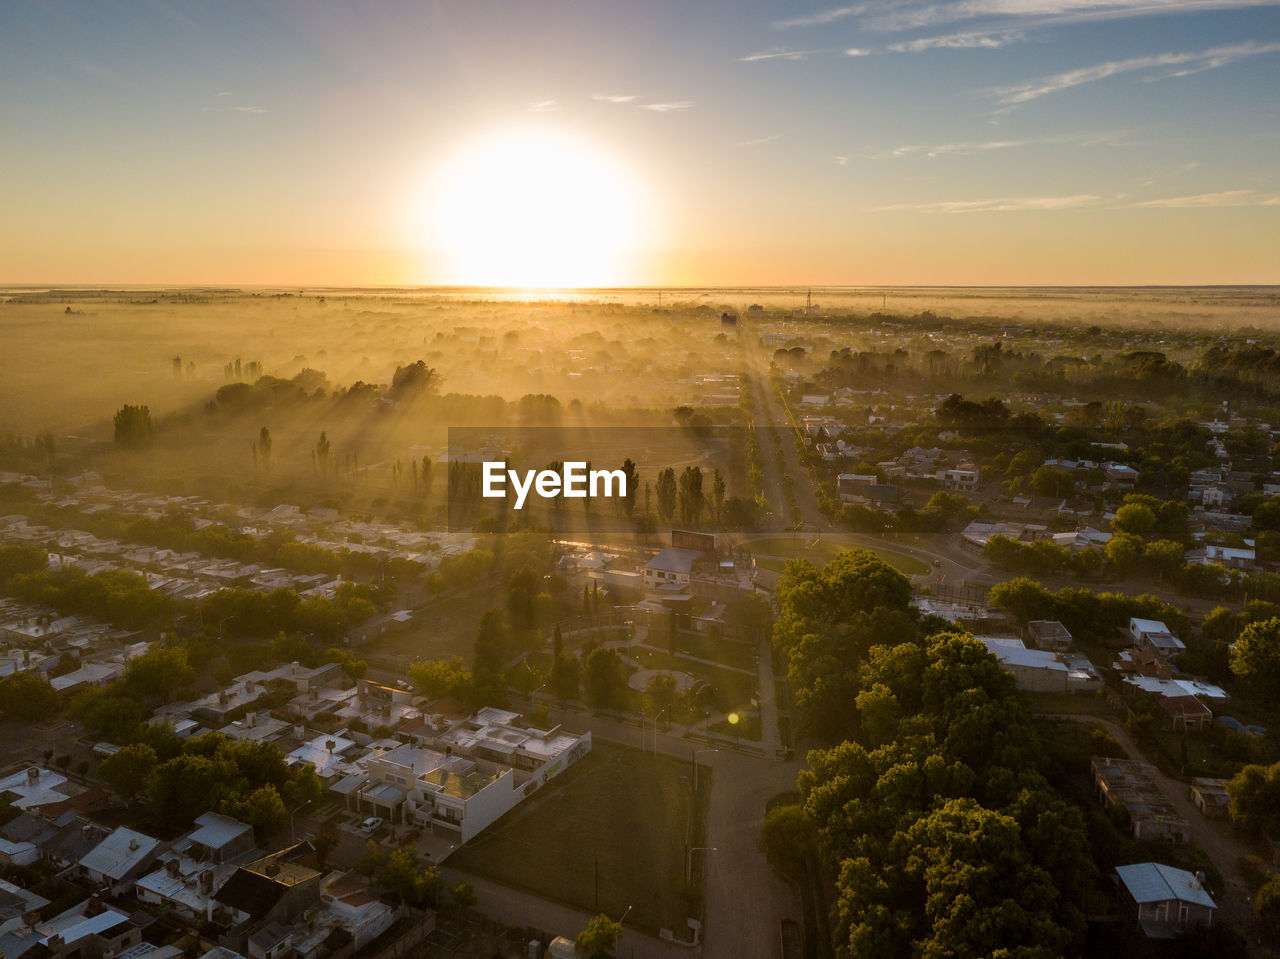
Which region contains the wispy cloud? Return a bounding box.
[880,193,1105,212]
[203,104,266,114]
[845,47,874,56]
[888,29,1024,52]
[881,130,1130,157]
[1133,189,1280,207]
[778,0,1280,35]
[834,155,849,165]
[775,4,869,28]
[527,100,559,113]
[640,101,694,112]
[990,41,1280,106]
[738,134,781,146]
[739,47,813,61]
[592,93,637,104]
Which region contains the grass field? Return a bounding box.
[448,740,710,934]
[748,535,930,576]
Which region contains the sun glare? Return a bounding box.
[419,128,649,288]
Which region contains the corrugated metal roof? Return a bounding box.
[1116,862,1215,908]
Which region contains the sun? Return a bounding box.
[418,127,649,288]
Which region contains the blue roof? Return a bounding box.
[1116,863,1215,909]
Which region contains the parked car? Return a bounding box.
[358,816,384,834]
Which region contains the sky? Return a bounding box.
[1,0,1278,287]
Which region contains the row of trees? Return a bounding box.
[773,550,1097,958]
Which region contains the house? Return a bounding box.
[186,812,256,864]
[216,843,323,958]
[1,898,142,959]
[1188,779,1231,819]
[1092,757,1191,843]
[1114,862,1215,938]
[317,873,398,950]
[78,827,164,888]
[936,465,979,492]
[1026,620,1072,652]
[1123,677,1229,702]
[978,638,1100,694]
[1157,695,1212,732]
[642,548,703,590]
[0,768,81,813]
[0,879,50,935]
[1128,618,1185,660]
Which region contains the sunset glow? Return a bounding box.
[415,129,649,288]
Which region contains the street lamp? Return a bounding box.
[692,747,717,794]
[619,904,633,925]
[686,846,716,884]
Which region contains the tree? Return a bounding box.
[1112,502,1156,537]
[619,459,638,518]
[758,803,813,879]
[1229,616,1280,701]
[677,466,705,526]
[449,880,478,914]
[575,914,622,959]
[1226,760,1280,837]
[99,743,157,801]
[644,672,680,720]
[711,469,727,522]
[584,647,626,709]
[656,468,677,524]
[550,653,582,701]
[409,657,473,701]
[113,404,154,448]
[226,785,288,841]
[0,673,58,721]
[125,646,195,701]
[258,426,272,470]
[315,431,331,474]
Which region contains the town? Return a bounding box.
[0,287,1278,959]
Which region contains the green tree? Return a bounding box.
[0,673,58,721]
[1226,760,1280,837]
[409,656,474,701]
[575,914,623,959]
[1229,617,1280,701]
[550,653,581,701]
[1112,502,1156,537]
[125,646,195,701]
[584,647,626,709]
[98,743,157,801]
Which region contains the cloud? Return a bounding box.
[845,47,874,56]
[870,0,1280,33]
[203,105,267,114]
[640,101,694,112]
[527,100,559,112]
[880,193,1105,212]
[592,94,637,104]
[990,40,1280,106]
[1132,189,1280,207]
[777,0,1280,34]
[774,4,869,28]
[738,134,781,146]
[834,155,849,165]
[888,29,1024,51]
[881,130,1130,157]
[739,47,812,61]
